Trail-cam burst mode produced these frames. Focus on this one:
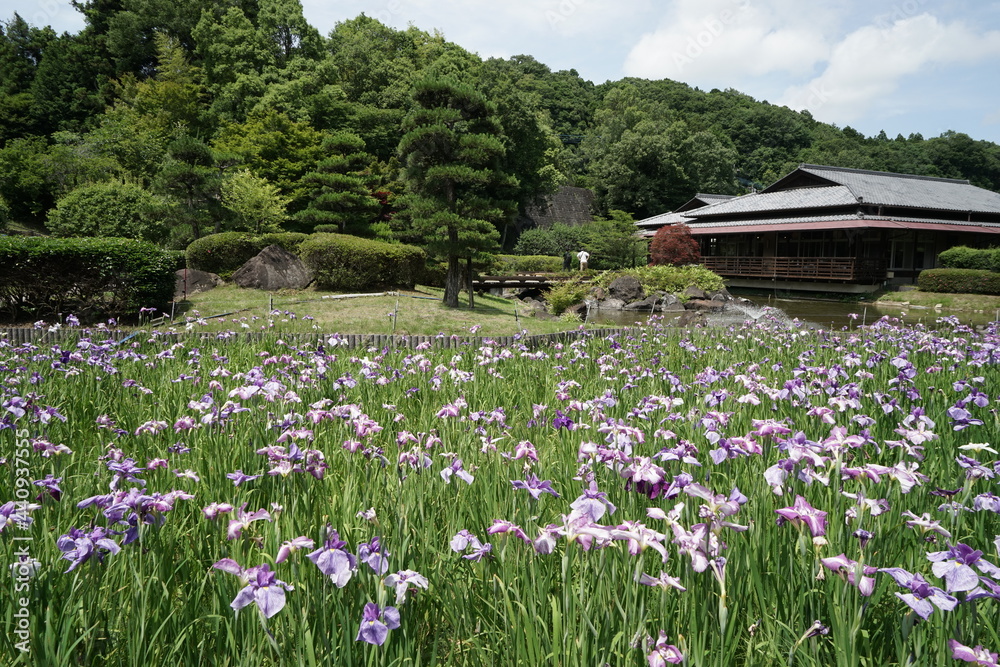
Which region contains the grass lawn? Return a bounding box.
[169,284,595,336]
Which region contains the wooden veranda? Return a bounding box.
[700,257,887,283]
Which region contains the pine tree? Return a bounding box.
[397,78,517,308]
[294,132,379,234]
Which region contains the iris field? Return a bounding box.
[2,313,1000,666]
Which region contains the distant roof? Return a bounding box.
[675,193,737,212]
[766,164,1000,214]
[687,186,858,218]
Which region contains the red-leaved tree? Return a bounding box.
[649,224,701,266]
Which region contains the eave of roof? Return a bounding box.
[685,215,1000,236]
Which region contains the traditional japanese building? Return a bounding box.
[637,164,1000,293]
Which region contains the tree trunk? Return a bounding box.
[466,256,474,310]
[444,252,461,308]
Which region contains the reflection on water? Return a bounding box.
[589,295,1000,330]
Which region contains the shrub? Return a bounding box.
[313,224,340,234]
[0,194,10,232]
[546,278,590,315]
[299,233,425,291]
[0,236,175,322]
[917,268,1000,295]
[650,224,701,266]
[492,255,564,273]
[165,250,187,271]
[594,264,725,295]
[45,182,167,244]
[186,232,308,278]
[937,246,1000,272]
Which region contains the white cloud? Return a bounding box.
[780,14,1000,124]
[622,0,832,84]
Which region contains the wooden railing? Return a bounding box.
[701,257,887,282]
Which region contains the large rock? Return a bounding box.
[607,276,645,303]
[623,294,661,311]
[232,245,312,291]
[685,298,724,312]
[660,294,686,312]
[174,269,223,299]
[597,298,626,311]
[683,285,709,300]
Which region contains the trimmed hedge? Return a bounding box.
[917,268,1000,295]
[492,254,564,273]
[186,232,309,278]
[299,234,425,291]
[937,246,1000,272]
[0,236,175,321]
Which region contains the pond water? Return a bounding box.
[589,295,1000,330]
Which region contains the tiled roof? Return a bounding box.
[635,211,690,227]
[686,186,858,218]
[796,164,1000,213]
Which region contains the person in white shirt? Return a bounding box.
[576,250,590,271]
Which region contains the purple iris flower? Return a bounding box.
[647,630,684,665]
[33,475,63,501]
[384,569,429,605]
[879,567,957,619]
[0,501,38,532]
[775,495,828,537]
[948,401,984,431]
[358,536,390,574]
[818,553,878,595]
[226,469,261,487]
[487,520,531,543]
[949,639,1000,666]
[552,410,575,430]
[213,559,292,618]
[511,474,560,501]
[440,458,474,485]
[307,529,357,587]
[356,602,400,646]
[226,504,272,540]
[450,530,493,561]
[276,536,314,563]
[928,543,1000,592]
[569,481,616,521]
[57,526,121,572]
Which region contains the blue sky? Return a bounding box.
[8,0,1000,143]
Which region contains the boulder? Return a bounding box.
[232,245,312,291]
[623,295,661,311]
[660,294,686,312]
[607,276,645,303]
[674,310,707,327]
[597,298,626,311]
[708,287,734,302]
[683,285,708,300]
[174,269,223,299]
[564,302,588,318]
[590,286,607,301]
[685,298,724,312]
